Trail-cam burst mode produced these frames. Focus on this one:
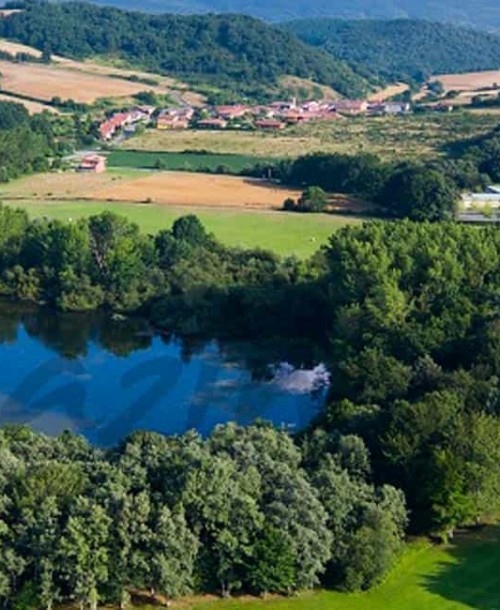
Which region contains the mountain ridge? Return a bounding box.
[285,19,500,84]
[0,2,371,100]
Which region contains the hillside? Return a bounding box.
[21,0,500,30]
[0,2,370,100]
[285,19,500,85]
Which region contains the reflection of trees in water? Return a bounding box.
[2,304,154,359]
[0,303,22,344]
[22,308,97,359]
[1,303,326,374]
[97,317,153,357]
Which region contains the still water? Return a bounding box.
[0,303,328,445]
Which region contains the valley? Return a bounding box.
[0,3,500,610]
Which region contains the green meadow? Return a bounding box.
[182,527,500,610]
[3,200,359,258]
[107,150,276,173]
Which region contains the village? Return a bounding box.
[96,97,413,141]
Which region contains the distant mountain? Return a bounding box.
[285,19,500,84]
[0,2,370,100]
[19,0,500,30]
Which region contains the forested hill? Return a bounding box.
[285,19,500,85]
[0,2,370,99]
[17,0,500,30]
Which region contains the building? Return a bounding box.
[197,118,228,129]
[215,105,249,120]
[78,154,107,173]
[98,112,133,140]
[157,107,195,129]
[255,119,286,130]
[157,115,189,130]
[383,102,411,115]
[332,100,368,115]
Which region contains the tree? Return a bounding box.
[182,456,263,597]
[16,497,62,610]
[60,497,110,610]
[341,505,404,591]
[377,165,458,220]
[171,215,211,246]
[246,526,296,595]
[149,506,198,598]
[297,186,328,213]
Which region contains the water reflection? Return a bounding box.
[0,303,329,445]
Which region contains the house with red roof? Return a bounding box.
[78,154,107,173]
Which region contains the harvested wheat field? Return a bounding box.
[369,82,409,101]
[0,60,167,103]
[95,172,302,208]
[0,38,41,58]
[1,171,302,209]
[432,70,500,92]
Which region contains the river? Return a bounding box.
[0,303,329,445]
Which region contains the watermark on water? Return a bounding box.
[0,353,330,445]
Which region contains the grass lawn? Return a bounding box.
[107,150,276,173]
[166,527,500,610]
[3,199,358,258]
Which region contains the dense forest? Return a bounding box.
[0,2,370,99]
[30,0,500,30]
[285,19,500,85]
[1,209,500,604]
[0,422,407,607]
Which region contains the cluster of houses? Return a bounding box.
[155,98,412,132]
[95,97,412,141]
[98,106,155,140]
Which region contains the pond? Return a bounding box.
[0,303,329,445]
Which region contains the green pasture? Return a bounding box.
[3,199,359,258]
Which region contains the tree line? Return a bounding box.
[0,422,406,609]
[275,131,500,220]
[277,153,459,221]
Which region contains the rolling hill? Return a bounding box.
[16,0,500,30]
[0,2,370,100]
[284,19,500,84]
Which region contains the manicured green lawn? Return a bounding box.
[4,199,359,258]
[182,528,500,610]
[107,150,276,174]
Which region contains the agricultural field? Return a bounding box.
[0,59,169,104]
[421,70,500,106]
[2,199,357,258]
[433,70,500,92]
[121,112,500,161]
[0,170,302,209]
[0,36,198,107]
[178,527,500,610]
[369,82,410,101]
[107,151,275,173]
